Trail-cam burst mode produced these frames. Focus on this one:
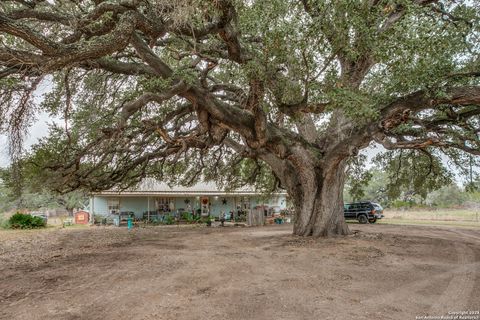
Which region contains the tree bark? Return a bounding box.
[277,150,350,237]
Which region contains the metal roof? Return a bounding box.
[93,179,286,197]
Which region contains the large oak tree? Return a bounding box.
[1,0,479,236]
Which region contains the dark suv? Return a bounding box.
[344,201,384,224]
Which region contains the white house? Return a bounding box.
[89,180,288,221]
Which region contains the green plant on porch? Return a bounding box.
[164,215,175,225]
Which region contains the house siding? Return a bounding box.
[90,195,286,218]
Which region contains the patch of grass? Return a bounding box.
[385,209,480,222]
[347,208,480,229]
[377,218,480,229]
[63,223,89,229]
[0,212,8,229]
[0,218,10,229]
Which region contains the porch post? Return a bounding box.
[90,195,95,224]
[249,196,253,226]
[147,196,150,224]
[262,197,266,225]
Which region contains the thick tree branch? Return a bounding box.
[379,86,480,131]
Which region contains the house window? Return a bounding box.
[107,198,120,214]
[236,197,250,211]
[156,198,174,212]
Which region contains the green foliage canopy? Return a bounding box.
[0,0,478,200]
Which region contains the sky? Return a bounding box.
[0,112,54,167]
[0,77,56,168]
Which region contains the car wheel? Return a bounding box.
[369,218,377,224]
[358,214,368,224]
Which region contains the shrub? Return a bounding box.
[183,212,201,224]
[8,213,46,229]
[164,215,174,225]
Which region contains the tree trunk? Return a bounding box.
[282,156,350,237]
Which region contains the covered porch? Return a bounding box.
[88,181,287,225]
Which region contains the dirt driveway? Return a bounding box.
[0,224,479,320]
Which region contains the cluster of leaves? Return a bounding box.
[374,149,453,200]
[344,154,374,201]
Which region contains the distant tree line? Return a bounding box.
[344,153,480,209]
[0,165,87,216]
